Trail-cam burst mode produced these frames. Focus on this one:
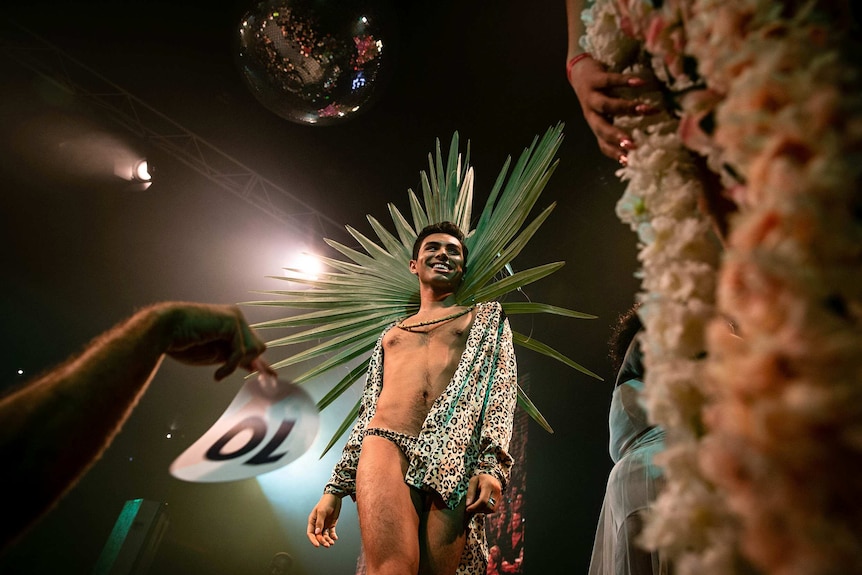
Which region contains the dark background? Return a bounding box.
[0,1,640,573]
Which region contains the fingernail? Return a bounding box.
[627,77,646,87]
[618,154,628,167]
[315,528,321,535]
[619,138,634,150]
[636,104,657,114]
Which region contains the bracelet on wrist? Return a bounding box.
[566,52,593,81]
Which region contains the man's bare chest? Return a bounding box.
[382,322,470,362]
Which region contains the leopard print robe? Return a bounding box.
[325,301,518,574]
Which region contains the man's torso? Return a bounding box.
[370,306,476,436]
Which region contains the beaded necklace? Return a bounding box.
[395,305,475,332]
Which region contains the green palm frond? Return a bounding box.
[244,123,599,454]
[320,398,363,457]
[517,384,553,434]
[500,302,597,319]
[512,331,602,380]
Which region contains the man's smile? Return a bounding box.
[430,261,453,272]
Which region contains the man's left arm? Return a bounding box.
[466,315,518,513]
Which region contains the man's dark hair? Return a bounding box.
[608,303,643,374]
[411,221,468,263]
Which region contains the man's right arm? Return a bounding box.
[307,389,369,548]
[307,333,386,547]
[322,335,384,497]
[323,404,367,498]
[307,493,342,548]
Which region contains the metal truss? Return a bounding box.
[1,19,347,241]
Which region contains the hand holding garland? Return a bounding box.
[565,0,659,163]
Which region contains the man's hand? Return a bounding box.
[160,303,270,381]
[0,301,272,550]
[568,55,655,162]
[307,493,342,548]
[465,473,502,515]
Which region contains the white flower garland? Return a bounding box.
[584,0,862,573]
[584,2,731,571]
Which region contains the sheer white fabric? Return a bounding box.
[588,339,669,575]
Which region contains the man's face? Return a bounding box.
[510,512,522,528]
[409,232,465,289]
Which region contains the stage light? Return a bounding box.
[133,159,152,182]
[116,156,153,190]
[285,251,324,281]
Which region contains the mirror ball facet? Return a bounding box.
[237,0,390,126]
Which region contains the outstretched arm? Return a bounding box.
[0,302,268,548]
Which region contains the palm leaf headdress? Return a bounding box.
[245,123,600,455]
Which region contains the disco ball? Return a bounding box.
[236,0,392,126]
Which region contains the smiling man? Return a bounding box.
[307,221,518,575]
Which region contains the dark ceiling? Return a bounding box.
[0,1,642,573]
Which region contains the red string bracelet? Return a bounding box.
[566,52,593,81]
